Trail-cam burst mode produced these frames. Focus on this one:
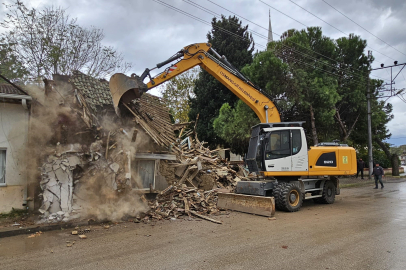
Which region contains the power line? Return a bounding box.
[207,0,389,82]
[186,0,361,79]
[321,0,406,58]
[183,0,268,48]
[152,0,387,89]
[186,0,372,82]
[194,0,367,82]
[258,0,307,28]
[151,0,265,49]
[286,0,396,61]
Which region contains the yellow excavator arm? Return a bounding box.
[110,43,280,124]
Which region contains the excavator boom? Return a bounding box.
[109,43,280,123]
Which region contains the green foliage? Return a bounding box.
[241,50,289,98]
[0,43,28,82]
[355,144,391,168]
[213,26,393,156]
[0,0,131,79]
[272,27,341,144]
[390,145,406,155]
[0,207,27,218]
[189,15,254,149]
[213,100,259,155]
[160,69,197,123]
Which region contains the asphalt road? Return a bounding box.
[1,181,406,270]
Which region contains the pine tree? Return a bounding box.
[189,15,254,148]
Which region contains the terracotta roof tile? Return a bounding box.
[70,71,113,112]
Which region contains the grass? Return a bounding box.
[0,208,28,218]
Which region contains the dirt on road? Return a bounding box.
[1,181,406,270]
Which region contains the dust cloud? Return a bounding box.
[23,80,153,222]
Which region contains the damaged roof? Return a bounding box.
[68,70,176,149]
[0,83,29,96]
[70,70,113,112]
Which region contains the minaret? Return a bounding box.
[267,9,273,50]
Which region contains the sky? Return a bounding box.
[1,0,406,146]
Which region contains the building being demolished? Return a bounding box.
[33,71,245,223]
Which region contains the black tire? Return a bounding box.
[274,182,303,212]
[318,181,336,204]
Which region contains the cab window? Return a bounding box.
[292,130,301,155]
[265,130,291,160]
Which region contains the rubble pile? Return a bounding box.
[145,184,221,223]
[143,135,250,223]
[170,134,249,192]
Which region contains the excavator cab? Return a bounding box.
[246,122,306,174]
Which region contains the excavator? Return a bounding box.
[109,43,356,216]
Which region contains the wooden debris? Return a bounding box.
[145,184,221,222]
[105,131,111,159]
[28,231,43,238]
[190,210,222,224]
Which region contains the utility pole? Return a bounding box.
[368,60,406,177]
[367,51,373,179]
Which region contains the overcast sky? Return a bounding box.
[2,0,406,146]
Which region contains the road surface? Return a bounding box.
[1,181,406,270]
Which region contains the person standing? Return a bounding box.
[356,158,365,179]
[372,163,384,189]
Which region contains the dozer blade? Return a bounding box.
[217,192,275,217]
[109,73,148,115]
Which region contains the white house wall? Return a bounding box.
[0,102,29,213]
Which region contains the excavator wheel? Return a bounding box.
[314,181,336,204]
[274,182,303,212]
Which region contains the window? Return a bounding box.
[0,150,6,184]
[292,130,302,155]
[133,160,155,189]
[266,130,291,160]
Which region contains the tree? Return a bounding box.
[273,27,340,145]
[212,49,291,154]
[0,1,131,79]
[189,15,254,148]
[213,101,258,155]
[333,34,370,142]
[160,69,197,123]
[0,42,28,82]
[213,26,395,159]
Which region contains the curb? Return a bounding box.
[0,220,102,239]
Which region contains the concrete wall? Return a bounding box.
[0,101,29,213]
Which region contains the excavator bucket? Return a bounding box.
[217,192,275,217]
[109,73,148,115]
